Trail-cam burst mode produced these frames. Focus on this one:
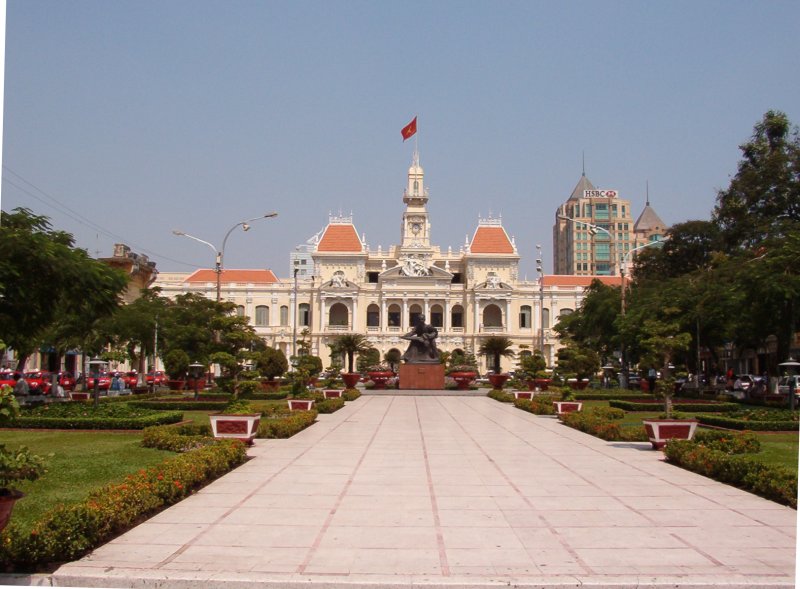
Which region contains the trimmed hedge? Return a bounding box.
[695,414,799,431]
[10,412,183,430]
[609,400,740,413]
[315,398,345,414]
[488,390,514,403]
[142,423,214,452]
[664,438,796,508]
[129,400,228,411]
[342,389,361,402]
[561,408,649,442]
[513,397,556,415]
[0,437,247,571]
[572,391,657,401]
[257,410,317,438]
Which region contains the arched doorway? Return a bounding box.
[329,302,349,327]
[482,304,503,328]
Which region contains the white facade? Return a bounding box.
[156,155,620,373]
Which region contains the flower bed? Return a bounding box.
[560,407,648,442]
[609,399,740,413]
[11,403,183,430]
[0,436,246,571]
[664,435,797,508]
[513,397,556,415]
[257,409,317,438]
[314,398,345,414]
[342,389,361,402]
[570,391,657,401]
[695,409,799,431]
[487,389,514,403]
[129,399,228,411]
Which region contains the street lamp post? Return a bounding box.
[619,239,666,386]
[292,263,299,361]
[173,212,278,303]
[536,244,545,358]
[778,357,800,411]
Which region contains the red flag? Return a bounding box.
[401,117,417,141]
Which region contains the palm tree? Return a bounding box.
[478,336,515,374]
[330,334,374,373]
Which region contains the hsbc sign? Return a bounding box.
[583,189,618,198]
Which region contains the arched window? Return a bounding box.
[519,305,532,328]
[255,305,269,326]
[280,305,289,326]
[542,308,550,329]
[366,303,380,327]
[329,302,349,327]
[430,304,444,328]
[409,304,423,327]
[482,304,503,328]
[559,308,574,321]
[298,303,310,327]
[236,305,245,317]
[451,305,464,328]
[388,303,401,327]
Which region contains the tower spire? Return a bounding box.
[646,180,650,206]
[582,151,585,176]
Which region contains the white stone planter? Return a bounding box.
[209,414,261,445]
[643,419,698,449]
[553,401,583,415]
[323,390,342,399]
[513,391,533,400]
[288,399,315,411]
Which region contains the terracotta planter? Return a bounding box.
[553,401,583,415]
[323,390,342,399]
[450,371,477,390]
[0,490,23,532]
[167,379,187,391]
[209,414,261,445]
[514,391,533,400]
[288,399,315,411]
[69,391,90,401]
[488,373,510,390]
[643,419,698,449]
[342,372,361,389]
[367,371,394,390]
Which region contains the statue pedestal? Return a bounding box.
[399,364,445,390]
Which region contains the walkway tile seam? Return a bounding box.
[439,396,790,575]
[427,396,595,577]
[465,396,788,528]
[151,395,380,570]
[413,397,452,576]
[296,396,398,574]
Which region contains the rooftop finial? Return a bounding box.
[646,180,650,206]
[582,151,586,177]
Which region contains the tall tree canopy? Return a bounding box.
[0,208,128,369]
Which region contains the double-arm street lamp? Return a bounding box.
[173,213,278,302]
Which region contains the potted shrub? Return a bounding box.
[163,349,190,391]
[553,389,583,415]
[643,376,698,449]
[447,364,478,390]
[287,367,316,411]
[254,347,288,391]
[365,363,394,390]
[479,336,515,390]
[209,399,261,445]
[0,386,45,530]
[330,334,374,390]
[520,351,549,391]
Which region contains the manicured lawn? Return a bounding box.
[0,430,174,531]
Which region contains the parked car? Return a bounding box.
[123,371,141,388]
[777,375,800,397]
[0,371,23,388]
[56,371,76,391]
[24,371,53,394]
[145,371,167,386]
[86,372,111,390]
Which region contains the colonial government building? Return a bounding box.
[155,154,664,374]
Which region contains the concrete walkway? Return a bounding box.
[50,395,796,588]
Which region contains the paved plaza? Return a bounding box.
[48,394,796,588]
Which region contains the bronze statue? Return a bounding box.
[401,315,439,364]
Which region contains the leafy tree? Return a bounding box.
[519,350,547,380]
[384,349,402,371]
[253,347,288,381]
[329,334,374,373]
[555,341,600,380]
[0,208,128,369]
[554,279,621,362]
[478,336,515,374]
[357,348,381,371]
[163,349,190,380]
[633,220,723,281]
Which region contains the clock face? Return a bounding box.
[411,222,422,234]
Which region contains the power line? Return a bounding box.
[2,165,200,269]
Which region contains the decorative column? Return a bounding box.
[351,298,358,330]
[444,300,450,332]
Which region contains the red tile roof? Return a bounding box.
[317,224,363,252]
[185,269,278,284]
[470,226,515,254]
[543,275,622,287]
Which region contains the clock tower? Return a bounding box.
[401,149,431,249]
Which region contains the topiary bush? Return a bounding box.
[257,409,317,438]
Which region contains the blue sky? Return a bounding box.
[2,1,798,279]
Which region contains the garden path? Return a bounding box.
[52,395,796,588]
